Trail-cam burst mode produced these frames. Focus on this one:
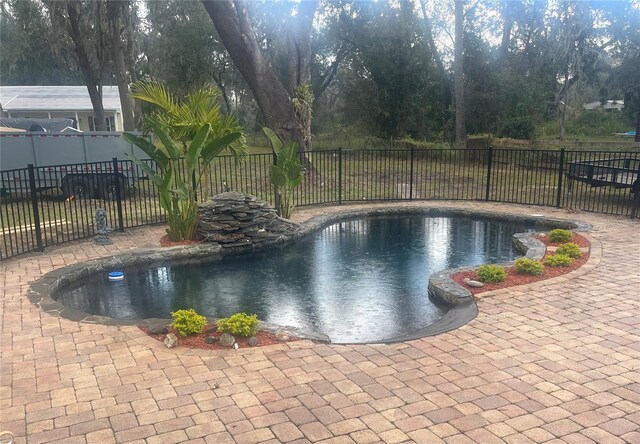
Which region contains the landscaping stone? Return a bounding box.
[463,278,485,288]
[148,324,169,335]
[204,336,217,344]
[197,192,301,248]
[164,333,178,348]
[275,332,290,342]
[219,333,235,347]
[248,336,258,347]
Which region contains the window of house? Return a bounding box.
[88,116,116,131]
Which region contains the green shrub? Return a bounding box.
[556,242,582,258]
[548,229,572,243]
[544,254,573,267]
[514,258,544,276]
[217,313,259,337]
[170,309,207,336]
[476,265,507,283]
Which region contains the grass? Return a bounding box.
[248,130,638,154]
[2,149,638,259]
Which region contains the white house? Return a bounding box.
[582,99,625,112]
[0,85,124,131]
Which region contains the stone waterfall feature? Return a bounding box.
[197,192,301,248]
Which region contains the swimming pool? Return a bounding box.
[55,215,536,343]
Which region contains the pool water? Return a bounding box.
[58,216,534,343]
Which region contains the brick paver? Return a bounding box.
[1,201,639,443]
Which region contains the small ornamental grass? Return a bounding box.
[544,254,573,267]
[217,313,259,337]
[514,258,544,276]
[548,229,572,243]
[170,309,207,336]
[476,264,507,283]
[556,242,582,258]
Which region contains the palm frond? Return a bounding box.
[130,79,177,113]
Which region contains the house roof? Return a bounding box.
[0,85,122,112]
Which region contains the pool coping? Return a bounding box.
[27,206,592,344]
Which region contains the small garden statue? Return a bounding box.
[95,208,113,245]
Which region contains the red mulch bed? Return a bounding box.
[535,232,590,247]
[139,324,298,350]
[451,232,591,296]
[159,234,204,247]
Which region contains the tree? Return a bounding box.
[143,0,236,109]
[336,0,443,138]
[286,1,317,150]
[201,0,310,152]
[454,0,466,147]
[106,0,135,131]
[46,0,109,130]
[0,0,79,85]
[419,0,451,112]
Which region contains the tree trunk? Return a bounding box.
[212,67,232,115]
[313,46,346,98]
[454,0,466,147]
[201,0,307,152]
[560,70,569,140]
[287,1,316,93]
[65,2,107,131]
[107,0,135,131]
[419,0,451,112]
[500,2,516,61]
[286,1,316,150]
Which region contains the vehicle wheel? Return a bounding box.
[100,177,129,200]
[63,179,92,199]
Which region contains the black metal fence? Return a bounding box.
[1,147,638,260]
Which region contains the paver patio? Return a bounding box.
[1,201,639,444]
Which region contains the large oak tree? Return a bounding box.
[201,0,312,151]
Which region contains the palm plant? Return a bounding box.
[124,121,240,241]
[130,79,246,154]
[123,79,244,241]
[263,127,303,219]
[131,79,247,198]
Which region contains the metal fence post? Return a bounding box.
[112,158,125,232]
[485,145,493,201]
[338,148,343,204]
[409,147,414,200]
[27,164,44,251]
[632,167,640,219]
[272,150,280,214]
[556,148,566,208]
[631,189,640,219]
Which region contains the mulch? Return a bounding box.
[535,232,590,247]
[139,324,298,350]
[451,232,591,296]
[159,234,204,247]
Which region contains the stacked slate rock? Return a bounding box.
[197,192,300,249]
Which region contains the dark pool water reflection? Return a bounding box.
[59,216,534,343]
